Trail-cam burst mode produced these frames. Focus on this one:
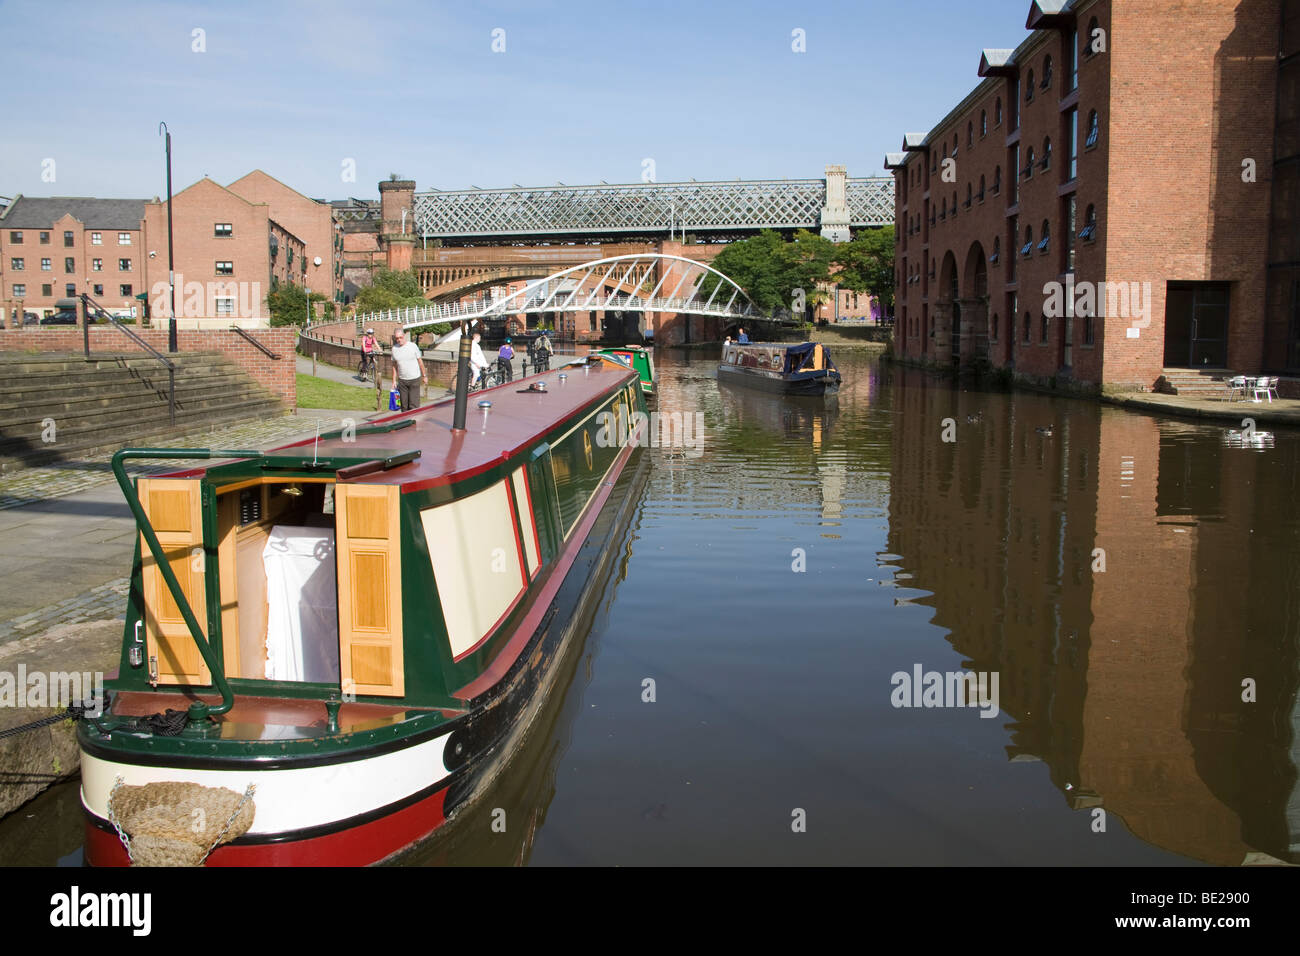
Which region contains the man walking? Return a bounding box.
[390,328,427,410]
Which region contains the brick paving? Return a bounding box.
[0,578,129,647]
[0,413,328,511]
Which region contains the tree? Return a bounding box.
[701,229,836,318]
[831,225,895,317]
[354,268,428,314]
[267,282,329,327]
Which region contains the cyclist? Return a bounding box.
[469,331,490,388]
[498,337,515,383]
[359,328,378,381]
[534,330,553,372]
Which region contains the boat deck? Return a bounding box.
[169,358,635,490]
[107,690,461,741]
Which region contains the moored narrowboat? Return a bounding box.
[77,354,648,866]
[717,341,841,396]
[593,344,655,396]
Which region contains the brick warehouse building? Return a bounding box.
[1,170,342,328]
[886,0,1296,392]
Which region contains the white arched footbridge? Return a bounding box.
[351,254,767,334]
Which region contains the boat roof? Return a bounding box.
[172,358,636,493]
[728,341,821,349]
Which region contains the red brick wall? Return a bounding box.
[1103,0,1277,388]
[892,0,1280,390]
[0,327,297,405]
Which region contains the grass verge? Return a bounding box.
[296,373,375,411]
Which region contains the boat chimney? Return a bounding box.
[451,321,472,432]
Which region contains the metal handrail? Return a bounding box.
[111,447,266,726]
[229,325,282,360]
[80,293,176,424]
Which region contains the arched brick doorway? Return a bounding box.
[960,242,990,364]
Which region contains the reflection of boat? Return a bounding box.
[79,355,648,866]
[717,377,840,443]
[397,473,648,866]
[717,342,841,396]
[593,345,655,395]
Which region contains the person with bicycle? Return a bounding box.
[358,328,378,382]
[469,331,490,388]
[535,330,553,372]
[497,337,515,383]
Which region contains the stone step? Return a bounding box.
[0,387,279,439]
[0,400,287,473]
[0,350,287,473]
[0,372,267,417]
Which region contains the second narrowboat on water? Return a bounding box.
[77,354,648,866]
[593,345,655,396]
[717,341,841,396]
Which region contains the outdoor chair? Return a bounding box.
[1251,376,1275,403]
[1226,376,1247,402]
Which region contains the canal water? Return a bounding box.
[5,347,1297,866]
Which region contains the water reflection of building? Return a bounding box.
[886,366,1299,864]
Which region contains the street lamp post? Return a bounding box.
[159,122,177,352]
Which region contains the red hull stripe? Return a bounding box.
[85,787,448,867]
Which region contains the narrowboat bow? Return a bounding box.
[593,345,655,396]
[717,342,840,396]
[78,354,648,866]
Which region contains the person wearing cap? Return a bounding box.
[497,337,515,383]
[359,327,378,381]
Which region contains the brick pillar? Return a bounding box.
[932,301,952,362]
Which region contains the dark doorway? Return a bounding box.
[1164,282,1230,368]
[951,302,962,361]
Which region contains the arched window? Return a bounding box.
[1085,109,1100,148]
[1079,204,1098,241]
[993,166,1002,194]
[995,97,1003,126]
[968,121,974,148]
[951,139,958,160]
[952,191,958,216]
[1025,69,1035,102]
[1042,55,1053,91]
[1023,312,1032,342]
[1041,136,1052,170]
[1086,16,1100,57]
[980,110,987,137]
[1039,220,1051,253]
[978,174,986,201]
[1024,147,1035,179]
[966,183,972,209]
[1041,314,1049,343]
[991,236,1000,263]
[1021,226,1034,257]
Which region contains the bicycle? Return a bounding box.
[357,351,378,384]
[451,364,502,395]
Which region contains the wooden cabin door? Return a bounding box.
[334,483,405,697]
[137,478,211,686]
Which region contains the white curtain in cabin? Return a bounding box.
[262,526,340,683]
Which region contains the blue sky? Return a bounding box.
[0,0,1032,199]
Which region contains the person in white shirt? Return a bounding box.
[390,329,426,410]
[469,332,489,386]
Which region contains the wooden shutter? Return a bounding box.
[335,483,405,697]
[138,478,210,686]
